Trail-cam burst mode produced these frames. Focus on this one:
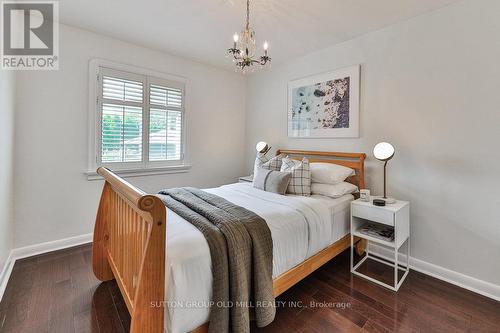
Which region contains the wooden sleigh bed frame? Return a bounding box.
[92,149,366,333]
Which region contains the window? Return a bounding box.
[87,60,189,179]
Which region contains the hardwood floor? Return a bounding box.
[1,244,499,332]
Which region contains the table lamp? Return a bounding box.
[373,142,396,204]
[256,141,271,155]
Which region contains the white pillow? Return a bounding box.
[310,162,355,185]
[311,182,358,198]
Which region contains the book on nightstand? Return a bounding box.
[358,223,395,242]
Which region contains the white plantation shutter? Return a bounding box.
[102,76,143,103]
[150,84,182,108]
[96,66,185,169]
[101,103,143,162]
[148,83,184,161]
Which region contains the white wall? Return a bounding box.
[246,0,500,285]
[0,70,15,269]
[14,24,247,248]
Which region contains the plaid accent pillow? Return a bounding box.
[280,156,311,196]
[254,152,270,176]
[261,154,284,171]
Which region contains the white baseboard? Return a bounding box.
[0,233,93,302]
[368,243,500,302]
[11,233,93,260]
[0,252,15,303]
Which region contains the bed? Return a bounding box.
[92,150,366,333]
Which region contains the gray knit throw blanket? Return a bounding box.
[157,187,275,333]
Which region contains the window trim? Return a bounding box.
[87,59,190,180]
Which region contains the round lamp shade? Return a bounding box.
[373,142,395,161]
[255,141,269,153]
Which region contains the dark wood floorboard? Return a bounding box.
[1,245,499,333]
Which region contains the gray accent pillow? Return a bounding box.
[253,168,292,195]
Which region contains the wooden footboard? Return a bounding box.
[92,167,166,333]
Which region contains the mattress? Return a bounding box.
[164,183,353,333]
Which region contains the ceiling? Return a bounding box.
[59,0,459,71]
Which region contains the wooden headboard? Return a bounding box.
[276,149,366,190]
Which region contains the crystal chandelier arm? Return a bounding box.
[259,55,271,65]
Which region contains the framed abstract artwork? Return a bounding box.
[287,65,360,138]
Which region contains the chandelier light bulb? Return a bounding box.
[263,41,268,50]
[233,33,239,43]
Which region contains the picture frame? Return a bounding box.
[287,65,360,138]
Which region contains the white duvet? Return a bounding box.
[164,183,353,333]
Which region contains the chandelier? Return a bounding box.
[227,0,271,72]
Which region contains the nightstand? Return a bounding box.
[350,198,410,291]
[238,175,253,183]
